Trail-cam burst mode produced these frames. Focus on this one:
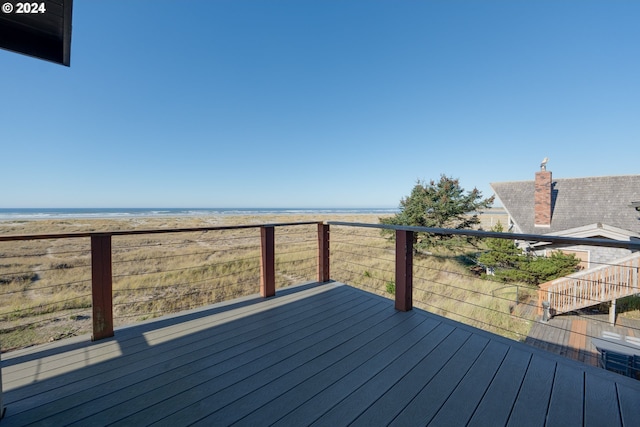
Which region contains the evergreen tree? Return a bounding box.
[478,223,581,285]
[380,175,494,251]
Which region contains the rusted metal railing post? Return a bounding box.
[318,223,330,282]
[91,234,114,340]
[395,230,413,311]
[260,226,275,297]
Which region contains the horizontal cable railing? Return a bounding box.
[0,237,92,351]
[329,226,395,297]
[2,219,639,380]
[0,222,323,351]
[274,224,319,288]
[328,223,540,340]
[328,221,640,379]
[110,230,263,323]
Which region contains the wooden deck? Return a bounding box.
[2,281,640,426]
[526,310,640,368]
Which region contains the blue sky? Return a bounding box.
[1,0,638,208]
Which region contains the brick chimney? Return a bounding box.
[534,169,552,227]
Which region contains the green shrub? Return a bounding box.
[385,281,395,294]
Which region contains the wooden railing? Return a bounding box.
[0,222,326,340]
[2,222,638,341]
[538,252,640,318]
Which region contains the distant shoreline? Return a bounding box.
[0,208,507,235]
[0,207,506,221]
[0,209,507,239]
[0,208,400,221]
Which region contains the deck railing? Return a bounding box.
[2,221,640,379]
[0,222,325,342]
[329,223,639,322]
[0,221,640,415]
[0,221,640,346]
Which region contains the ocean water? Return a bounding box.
[0,208,398,221]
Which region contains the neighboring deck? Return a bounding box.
[2,282,640,426]
[526,310,640,368]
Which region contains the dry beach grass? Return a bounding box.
[0,211,532,352]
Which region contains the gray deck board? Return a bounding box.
[347,324,462,427]
[389,333,490,426]
[467,347,532,427]
[4,284,346,393]
[158,305,420,426]
[546,362,584,427]
[507,355,556,427]
[6,286,368,424]
[292,320,453,426]
[617,383,640,427]
[215,315,440,426]
[203,316,437,426]
[427,339,510,426]
[5,285,354,404]
[584,372,622,427]
[2,281,640,427]
[67,294,388,426]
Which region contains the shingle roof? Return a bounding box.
[490,174,640,236]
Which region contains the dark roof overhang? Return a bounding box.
[0,0,73,66]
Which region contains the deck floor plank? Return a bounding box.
[288,321,454,427]
[3,288,355,396]
[506,354,557,427]
[391,335,489,426]
[9,287,380,425]
[4,285,355,404]
[198,315,441,426]
[2,282,640,427]
[546,362,585,427]
[347,326,468,427]
[584,372,622,427]
[102,299,403,426]
[467,347,532,427]
[426,340,510,426]
[63,295,391,426]
[388,333,490,426]
[226,315,441,427]
[4,285,335,372]
[567,319,587,361]
[308,324,454,426]
[617,382,640,427]
[3,284,347,391]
